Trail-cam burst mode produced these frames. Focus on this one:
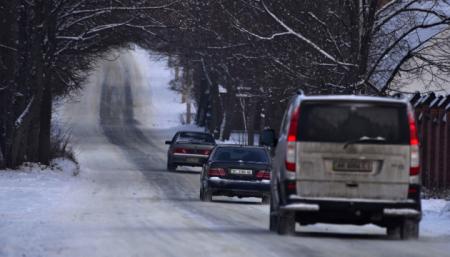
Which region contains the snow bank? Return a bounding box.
[421,199,450,237]
[0,158,79,177]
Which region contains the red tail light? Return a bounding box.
[174,148,188,154]
[201,149,211,156]
[256,170,271,180]
[208,168,226,177]
[408,109,420,176]
[287,107,300,142]
[408,187,418,194]
[287,181,297,195]
[286,106,300,172]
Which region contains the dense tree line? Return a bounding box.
[0,0,179,168]
[1,0,449,168]
[162,0,450,143]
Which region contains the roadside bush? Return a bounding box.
[422,187,450,200]
[50,127,78,167]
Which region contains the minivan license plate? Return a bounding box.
[333,159,372,172]
[230,169,253,175]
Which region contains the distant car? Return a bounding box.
[267,94,422,240]
[200,145,271,203]
[166,131,216,171]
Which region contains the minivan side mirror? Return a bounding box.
[165,140,172,145]
[260,128,277,147]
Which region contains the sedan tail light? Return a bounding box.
[255,170,271,180]
[201,149,212,156]
[174,148,188,154]
[208,168,226,177]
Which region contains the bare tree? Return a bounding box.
[0,0,181,168]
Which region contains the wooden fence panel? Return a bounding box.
[411,93,450,190]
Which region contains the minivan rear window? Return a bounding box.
[297,101,409,144]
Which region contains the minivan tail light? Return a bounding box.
[208,168,226,177]
[287,107,300,142]
[408,109,420,176]
[287,181,297,195]
[286,106,300,172]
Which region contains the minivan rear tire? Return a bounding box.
[387,219,419,240]
[276,211,295,235]
[401,219,419,240]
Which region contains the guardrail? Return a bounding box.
[410,93,450,190]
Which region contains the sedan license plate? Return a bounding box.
[230,169,253,175]
[186,158,199,163]
[333,159,373,172]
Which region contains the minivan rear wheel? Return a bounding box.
[400,219,419,240]
[387,219,419,240]
[276,211,295,235]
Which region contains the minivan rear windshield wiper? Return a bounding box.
[343,136,386,149]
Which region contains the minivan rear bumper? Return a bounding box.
[283,195,421,225]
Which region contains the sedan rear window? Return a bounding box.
[297,101,409,144]
[176,132,215,144]
[213,147,269,163]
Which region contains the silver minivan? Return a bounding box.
[269,94,421,239]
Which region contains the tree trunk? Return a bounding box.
[38,0,56,165]
[0,146,4,169]
[26,0,47,162]
[38,84,52,164]
[247,97,257,146]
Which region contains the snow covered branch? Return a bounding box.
[0,43,17,52]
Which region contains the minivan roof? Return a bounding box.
[298,95,409,104]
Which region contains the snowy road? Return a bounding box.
[1,49,450,257]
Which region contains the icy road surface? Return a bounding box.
[1,48,450,257]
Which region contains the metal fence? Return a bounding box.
[410,93,450,189]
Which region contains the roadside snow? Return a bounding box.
[421,199,450,237]
[0,158,79,177]
[0,158,79,218]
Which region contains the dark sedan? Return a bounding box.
[166,131,216,171]
[200,145,271,203]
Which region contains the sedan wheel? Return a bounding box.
[203,187,212,202]
[269,197,278,232]
[199,187,204,201]
[167,160,176,171]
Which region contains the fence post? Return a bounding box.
[445,104,450,189]
[421,93,435,188]
[430,96,443,188]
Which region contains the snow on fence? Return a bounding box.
[410,93,450,190]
